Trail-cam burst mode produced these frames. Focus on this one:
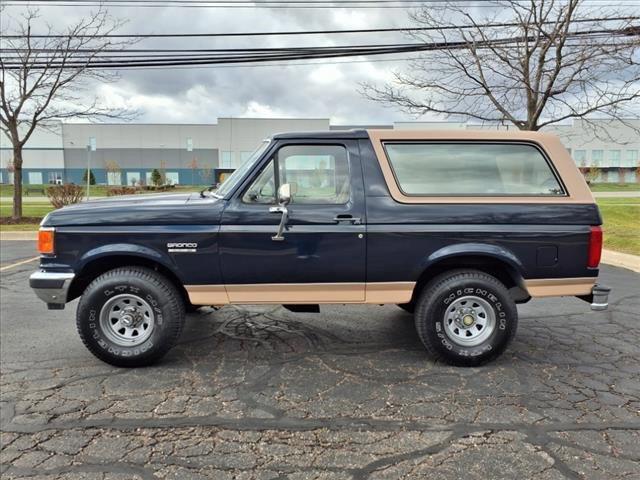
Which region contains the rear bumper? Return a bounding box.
[590,284,611,311]
[577,284,611,311]
[29,270,75,310]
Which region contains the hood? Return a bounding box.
[42,192,225,227]
[65,192,195,209]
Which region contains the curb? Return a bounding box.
[601,249,640,273]
[0,231,38,241]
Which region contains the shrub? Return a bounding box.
[46,184,85,209]
[107,186,137,196]
[82,169,96,185]
[151,168,162,186]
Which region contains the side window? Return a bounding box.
[243,145,350,204]
[242,159,276,204]
[383,142,564,196]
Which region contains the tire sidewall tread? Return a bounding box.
[76,266,185,367]
[414,269,518,367]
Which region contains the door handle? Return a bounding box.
[269,205,288,241]
[334,214,361,225]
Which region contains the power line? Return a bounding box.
[1,16,637,38]
[2,29,635,69]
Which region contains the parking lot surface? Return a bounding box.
[1,240,639,479]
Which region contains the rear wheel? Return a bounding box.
[76,266,185,367]
[414,269,517,366]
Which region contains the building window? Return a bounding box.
[383,142,563,196]
[186,137,194,152]
[573,149,587,166]
[608,150,621,168]
[107,172,122,186]
[126,172,141,186]
[221,151,232,168]
[28,171,43,185]
[47,171,63,184]
[625,150,638,167]
[591,150,603,167]
[165,172,180,185]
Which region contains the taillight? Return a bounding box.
[587,226,603,268]
[38,228,55,255]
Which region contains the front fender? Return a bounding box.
[78,243,178,276]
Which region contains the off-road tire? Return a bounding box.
[76,266,185,367]
[414,269,518,367]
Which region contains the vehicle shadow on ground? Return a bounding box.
[175,304,423,361]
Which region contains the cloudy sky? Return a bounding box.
[4,2,425,124]
[3,1,638,126]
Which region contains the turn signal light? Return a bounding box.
[38,228,55,255]
[587,226,603,268]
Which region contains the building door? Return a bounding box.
[219,141,366,303]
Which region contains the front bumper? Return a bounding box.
[29,270,75,310]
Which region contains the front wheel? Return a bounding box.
[76,266,185,367]
[414,269,518,367]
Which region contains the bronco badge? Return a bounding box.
[167,242,198,253]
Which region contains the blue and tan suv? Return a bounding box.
[30,129,609,367]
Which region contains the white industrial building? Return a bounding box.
[1,117,638,185]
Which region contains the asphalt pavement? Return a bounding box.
[1,240,639,479]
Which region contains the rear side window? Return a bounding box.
[383,142,564,196]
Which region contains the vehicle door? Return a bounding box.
[219,140,366,303]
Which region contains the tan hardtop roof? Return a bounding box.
[366,129,595,204]
[366,128,558,141]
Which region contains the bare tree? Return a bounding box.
[363,0,639,133]
[0,7,136,219]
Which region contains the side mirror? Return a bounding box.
[277,183,292,205]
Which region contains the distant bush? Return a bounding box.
[46,184,85,209]
[150,168,162,186]
[141,185,175,192]
[107,186,137,196]
[82,169,96,185]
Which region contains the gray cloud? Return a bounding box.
[3,3,418,124]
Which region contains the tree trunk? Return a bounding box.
[12,145,23,220]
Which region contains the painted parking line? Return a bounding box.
[0,256,40,272]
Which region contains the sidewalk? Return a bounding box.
[601,249,640,273]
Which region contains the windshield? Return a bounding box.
[214,139,271,198]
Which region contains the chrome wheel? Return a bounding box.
[99,294,155,347]
[443,295,496,347]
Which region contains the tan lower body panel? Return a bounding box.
[524,277,596,297]
[185,282,416,305]
[186,278,594,305]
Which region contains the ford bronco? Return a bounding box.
[30,129,610,367]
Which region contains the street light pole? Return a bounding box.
[87,137,96,201]
[86,145,91,201]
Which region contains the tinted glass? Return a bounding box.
[214,140,271,198]
[242,159,276,204]
[384,143,564,196]
[243,145,350,204]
